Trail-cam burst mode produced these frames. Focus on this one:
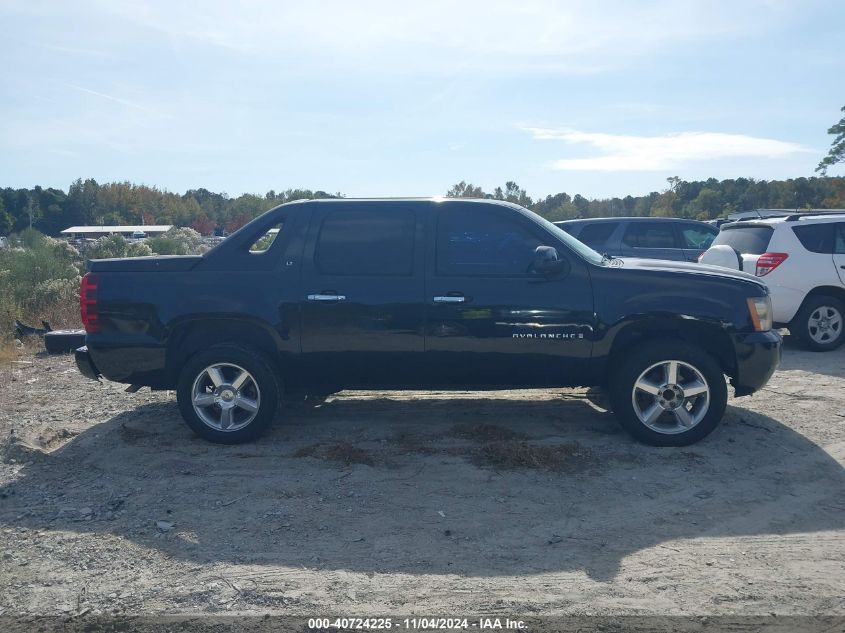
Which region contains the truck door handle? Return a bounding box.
[433,295,466,303]
[307,293,346,302]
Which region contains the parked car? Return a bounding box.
[700,212,845,351]
[130,230,148,240]
[554,217,718,262]
[75,198,780,446]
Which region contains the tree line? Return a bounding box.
[447,176,845,222]
[1,175,844,237]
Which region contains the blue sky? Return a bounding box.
[1,0,843,199]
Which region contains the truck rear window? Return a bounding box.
[711,225,773,255]
[316,209,415,276]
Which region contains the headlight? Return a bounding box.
[747,296,773,332]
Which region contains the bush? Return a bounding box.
[85,234,152,261]
[146,227,207,256]
[0,226,210,340]
[0,229,82,336]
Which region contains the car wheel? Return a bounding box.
[609,341,728,447]
[791,295,845,351]
[176,344,281,444]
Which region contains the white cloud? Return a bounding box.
[5,0,780,76]
[523,127,810,171]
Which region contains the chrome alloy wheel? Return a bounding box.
[807,305,843,345]
[631,360,710,434]
[191,363,261,432]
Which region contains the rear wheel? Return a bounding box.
[609,341,727,446]
[791,295,845,351]
[176,345,280,444]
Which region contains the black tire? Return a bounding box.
[609,341,728,447]
[176,344,281,444]
[790,295,845,352]
[44,329,86,354]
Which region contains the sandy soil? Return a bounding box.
[0,337,843,619]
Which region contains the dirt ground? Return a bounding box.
[0,337,843,619]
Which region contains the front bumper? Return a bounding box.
[730,330,782,396]
[74,346,101,381]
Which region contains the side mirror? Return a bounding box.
[532,245,569,277]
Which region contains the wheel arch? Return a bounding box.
[794,286,845,318]
[165,317,287,387]
[604,316,736,382]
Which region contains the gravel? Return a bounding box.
[0,337,843,618]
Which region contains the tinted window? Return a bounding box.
[622,222,676,248]
[577,222,619,248]
[792,223,834,254]
[316,209,415,276]
[249,223,283,253]
[437,208,542,275]
[554,222,578,235]
[835,224,845,255]
[711,225,773,255]
[680,225,717,249]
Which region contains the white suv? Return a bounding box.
[700,212,845,351]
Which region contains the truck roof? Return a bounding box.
[286,197,525,210]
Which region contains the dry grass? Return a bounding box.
[0,339,19,385]
[292,430,590,473]
[389,430,438,455]
[469,439,590,472]
[294,441,376,466]
[36,298,81,331]
[449,422,527,442]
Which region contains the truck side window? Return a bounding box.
[249,223,283,253]
[437,208,541,276]
[315,209,415,276]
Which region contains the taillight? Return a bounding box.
[755,252,788,277]
[80,273,99,333]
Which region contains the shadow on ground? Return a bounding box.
[1,388,843,581]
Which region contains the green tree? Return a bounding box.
[446,181,486,198]
[572,194,590,217]
[499,181,533,207]
[816,105,845,175]
[688,188,723,219]
[0,196,11,235]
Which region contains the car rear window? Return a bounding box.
[792,223,834,254]
[680,225,717,249]
[576,222,618,248]
[711,225,773,255]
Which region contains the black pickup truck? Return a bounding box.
[75,198,781,446]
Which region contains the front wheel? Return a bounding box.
[609,341,728,446]
[176,345,280,444]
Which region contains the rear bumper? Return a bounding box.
[730,330,782,396]
[74,346,101,381]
